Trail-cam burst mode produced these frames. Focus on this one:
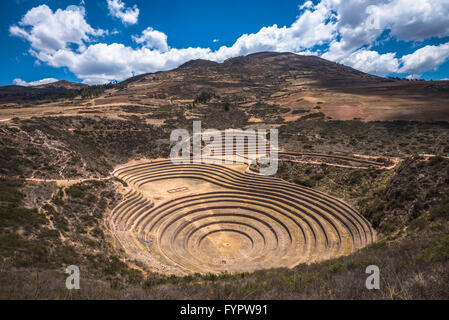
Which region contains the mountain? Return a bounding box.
[34,80,88,90]
[124,52,383,89]
[113,52,449,121]
[0,80,88,104]
[2,52,449,121]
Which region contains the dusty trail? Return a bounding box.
[25,176,111,186]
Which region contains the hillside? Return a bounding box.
[34,80,89,90]
[2,52,449,122]
[0,80,88,104]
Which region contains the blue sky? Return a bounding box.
[2,0,449,86]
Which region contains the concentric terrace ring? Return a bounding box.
[109,160,375,274]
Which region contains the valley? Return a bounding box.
[1,52,448,299]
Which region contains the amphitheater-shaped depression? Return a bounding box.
[110,160,375,275]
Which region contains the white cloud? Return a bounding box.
[405,74,421,80]
[9,0,449,84]
[299,1,314,10]
[32,43,217,84]
[213,39,219,43]
[399,42,449,74]
[9,4,104,54]
[322,0,449,61]
[339,49,399,76]
[132,27,168,51]
[107,0,139,25]
[13,77,58,86]
[182,2,337,62]
[365,0,449,41]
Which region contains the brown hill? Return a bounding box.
[114,52,449,122]
[34,80,88,90]
[0,80,88,104]
[2,52,449,121]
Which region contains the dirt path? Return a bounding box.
[25,176,111,187]
[279,156,401,170]
[24,151,404,189]
[24,151,442,188]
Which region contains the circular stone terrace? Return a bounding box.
[109,159,375,275]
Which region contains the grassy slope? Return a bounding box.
[0,117,448,299]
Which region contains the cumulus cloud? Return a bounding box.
[13,77,58,86]
[323,0,449,60]
[132,27,168,51]
[9,4,104,53]
[406,74,421,80]
[34,44,216,84]
[9,0,449,84]
[366,0,449,41]
[107,0,139,25]
[399,42,449,74]
[339,49,399,76]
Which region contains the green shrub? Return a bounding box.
[418,235,449,263]
[300,112,325,120]
[194,91,214,103]
[430,198,449,220]
[0,207,46,229]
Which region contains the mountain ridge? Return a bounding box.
[1,51,449,122]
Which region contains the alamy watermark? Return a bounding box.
[65,265,80,290]
[170,121,279,175]
[365,265,380,290]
